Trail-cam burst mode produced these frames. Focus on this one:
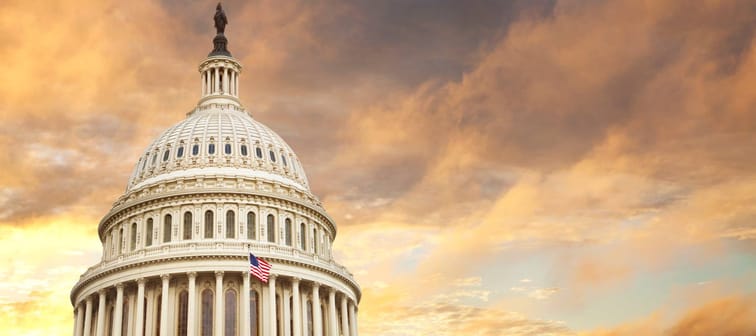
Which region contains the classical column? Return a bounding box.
[113,284,124,336]
[75,304,85,336]
[348,301,357,336]
[242,272,250,336]
[215,271,224,336]
[214,67,220,94]
[292,278,301,336]
[340,296,348,336]
[269,274,277,336]
[187,272,197,336]
[224,67,230,94]
[231,71,236,96]
[300,289,308,336]
[160,274,170,335]
[135,278,146,336]
[283,285,291,336]
[328,289,337,336]
[312,283,322,336]
[83,296,93,336]
[235,73,239,97]
[96,290,107,336]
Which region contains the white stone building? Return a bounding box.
[70,8,360,336]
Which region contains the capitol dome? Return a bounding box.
[70,5,360,336]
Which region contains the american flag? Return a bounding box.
[249,253,271,283]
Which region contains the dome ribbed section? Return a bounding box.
[127,108,309,193]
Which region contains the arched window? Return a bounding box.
[247,212,256,240]
[250,290,259,336]
[107,305,114,336]
[226,210,235,239]
[163,214,172,243]
[307,300,313,336]
[201,289,213,336]
[117,228,123,253]
[300,223,306,250]
[145,218,153,247]
[312,228,318,254]
[121,299,129,336]
[224,289,237,336]
[155,295,161,335]
[205,210,214,239]
[130,223,137,251]
[267,214,275,243]
[284,218,292,246]
[224,143,232,155]
[178,290,189,336]
[183,212,192,240]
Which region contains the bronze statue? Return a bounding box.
[214,3,228,34]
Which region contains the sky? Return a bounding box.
[1,0,755,335]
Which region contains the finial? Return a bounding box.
[209,3,232,57]
[214,3,227,35]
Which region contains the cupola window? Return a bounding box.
[255,147,262,158]
[163,150,170,162]
[224,143,232,154]
[240,145,248,156]
[192,144,199,156]
[282,155,287,167]
[269,150,276,162]
[208,143,216,155]
[177,146,184,158]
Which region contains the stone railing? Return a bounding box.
[79,240,355,287]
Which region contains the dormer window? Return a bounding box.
[208,143,216,155]
[224,143,232,154]
[177,146,184,158]
[163,149,170,162]
[269,150,276,162]
[255,147,262,158]
[192,144,199,156]
[240,145,248,156]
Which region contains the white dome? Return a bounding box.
[127,107,310,193]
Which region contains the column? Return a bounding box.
[113,284,124,336]
[215,271,224,336]
[348,301,357,336]
[83,296,93,336]
[214,67,220,94]
[205,71,210,96]
[328,289,337,336]
[300,289,308,336]
[283,285,291,336]
[231,71,236,96]
[135,278,145,336]
[235,73,239,97]
[75,304,85,336]
[96,290,107,336]
[242,272,250,336]
[224,67,229,94]
[292,278,301,336]
[160,274,170,335]
[340,296,348,336]
[312,283,322,336]
[268,274,277,336]
[187,272,197,336]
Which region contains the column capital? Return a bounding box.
[329,287,336,295]
[161,274,170,281]
[187,271,197,279]
[292,276,301,284]
[312,281,320,289]
[115,282,124,289]
[98,288,107,295]
[215,270,224,277]
[86,296,93,303]
[136,277,146,285]
[269,273,277,280]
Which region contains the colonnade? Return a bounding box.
[202,65,239,97]
[72,271,358,336]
